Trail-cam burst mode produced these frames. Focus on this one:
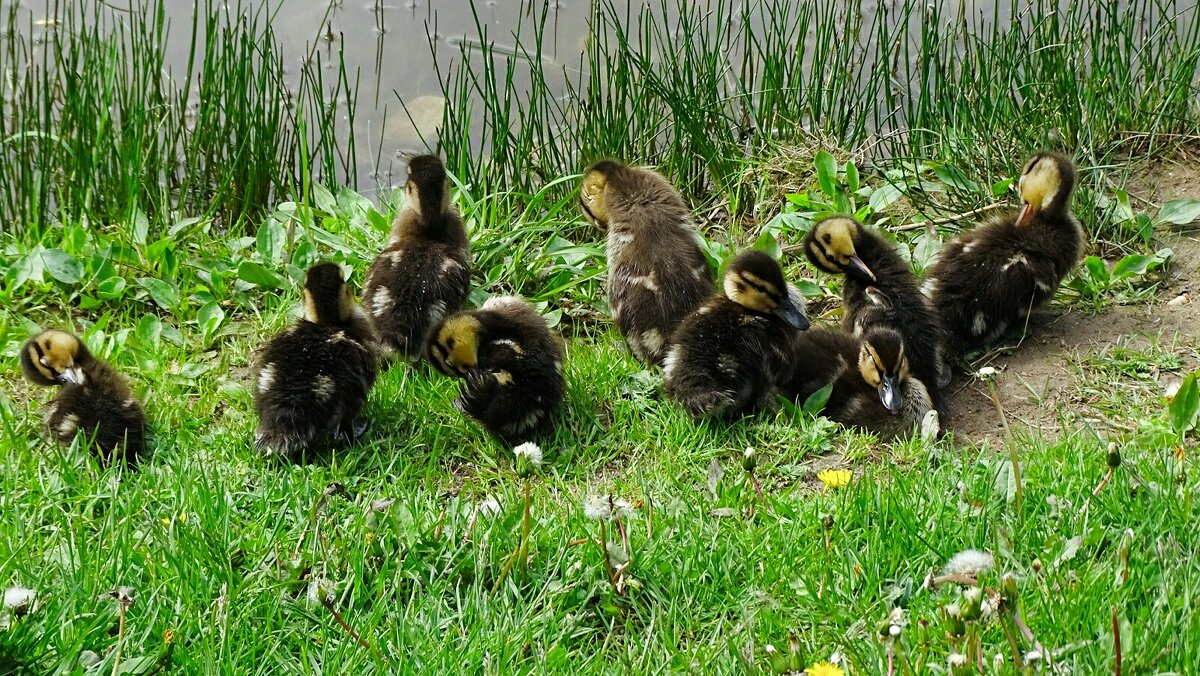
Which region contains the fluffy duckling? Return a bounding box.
[429,296,565,439]
[254,262,379,458]
[579,159,712,366]
[785,326,932,439]
[803,215,949,392]
[363,154,471,360]
[663,250,810,419]
[21,329,146,465]
[925,152,1084,359]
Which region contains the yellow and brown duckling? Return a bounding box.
[925,152,1084,360]
[21,329,146,465]
[579,159,712,366]
[803,215,949,395]
[429,295,565,439]
[363,154,471,360]
[663,250,810,419]
[784,326,933,439]
[253,262,380,458]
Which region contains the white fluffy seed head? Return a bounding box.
[943,549,995,577]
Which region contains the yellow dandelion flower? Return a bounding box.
[807,662,845,676]
[817,469,852,489]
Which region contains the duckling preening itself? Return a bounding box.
[579,159,712,366]
[429,296,565,439]
[254,262,380,459]
[363,154,471,360]
[784,326,933,439]
[925,152,1085,360]
[803,215,949,394]
[663,250,810,419]
[21,329,146,465]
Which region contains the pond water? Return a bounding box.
[8,0,1196,196]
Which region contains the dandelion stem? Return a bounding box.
[987,378,1022,514]
[1092,467,1115,496]
[517,480,532,581]
[1000,616,1024,669]
[1013,611,1050,669]
[321,596,387,663]
[1112,607,1122,676]
[111,601,127,676]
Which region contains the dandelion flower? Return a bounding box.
[513,442,543,467]
[975,366,998,379]
[817,469,852,489]
[307,576,336,606]
[742,447,758,472]
[807,661,844,676]
[943,549,994,577]
[479,496,502,516]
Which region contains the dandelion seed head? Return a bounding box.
[947,652,968,667]
[584,495,611,521]
[943,549,994,577]
[3,586,35,611]
[513,442,543,467]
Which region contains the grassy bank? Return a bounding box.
[3,0,1200,672]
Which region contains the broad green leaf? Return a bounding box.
[95,276,127,300]
[167,216,207,239]
[237,261,285,289]
[933,163,982,193]
[311,183,338,215]
[130,205,150,246]
[844,161,860,194]
[135,313,163,348]
[752,231,782,260]
[991,177,1014,196]
[1111,254,1162,280]
[814,151,838,198]
[10,252,44,289]
[1156,199,1200,226]
[41,248,84,284]
[198,301,225,340]
[137,277,179,310]
[802,383,833,415]
[1170,373,1199,435]
[912,232,943,269]
[794,279,824,296]
[868,184,903,213]
[257,216,286,265]
[1084,256,1109,283]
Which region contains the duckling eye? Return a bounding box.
[823,234,833,245]
[734,282,746,293]
[446,337,456,348]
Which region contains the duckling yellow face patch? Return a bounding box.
[27,330,82,383]
[809,218,859,271]
[579,171,609,226]
[431,315,482,377]
[1018,156,1061,217]
[724,271,779,314]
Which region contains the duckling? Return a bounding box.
[20,329,146,465]
[429,295,565,439]
[784,326,933,439]
[803,215,949,393]
[254,262,380,458]
[579,159,712,366]
[925,152,1084,359]
[363,154,471,360]
[663,250,810,419]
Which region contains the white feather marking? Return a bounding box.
[258,364,276,393]
[314,375,336,402]
[58,413,79,437]
[492,338,525,355]
[625,273,659,292]
[494,370,513,385]
[1035,278,1053,294]
[640,329,664,357]
[971,312,988,336]
[662,345,682,378]
[961,241,979,255]
[1002,253,1030,271]
[441,258,462,274]
[371,287,393,317]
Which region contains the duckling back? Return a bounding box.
[925,153,1084,359]
[363,155,471,360]
[430,296,565,439]
[581,160,712,365]
[21,330,146,465]
[255,264,379,458]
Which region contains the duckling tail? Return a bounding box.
[254,424,316,459]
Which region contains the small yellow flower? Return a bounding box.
[807,662,845,676]
[164,628,175,645]
[817,469,852,489]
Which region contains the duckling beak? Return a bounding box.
[58,366,84,385]
[879,375,902,414]
[848,255,876,282]
[1016,202,1035,227]
[775,297,810,330]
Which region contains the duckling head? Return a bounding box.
[405,154,452,224]
[857,328,909,414]
[21,329,89,386]
[303,262,354,325]
[805,216,877,281]
[580,160,624,227]
[723,250,810,329]
[430,314,483,377]
[1017,152,1076,226]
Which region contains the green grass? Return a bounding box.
[4,0,1200,671]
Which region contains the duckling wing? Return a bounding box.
[47,385,145,465]
[363,243,471,358]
